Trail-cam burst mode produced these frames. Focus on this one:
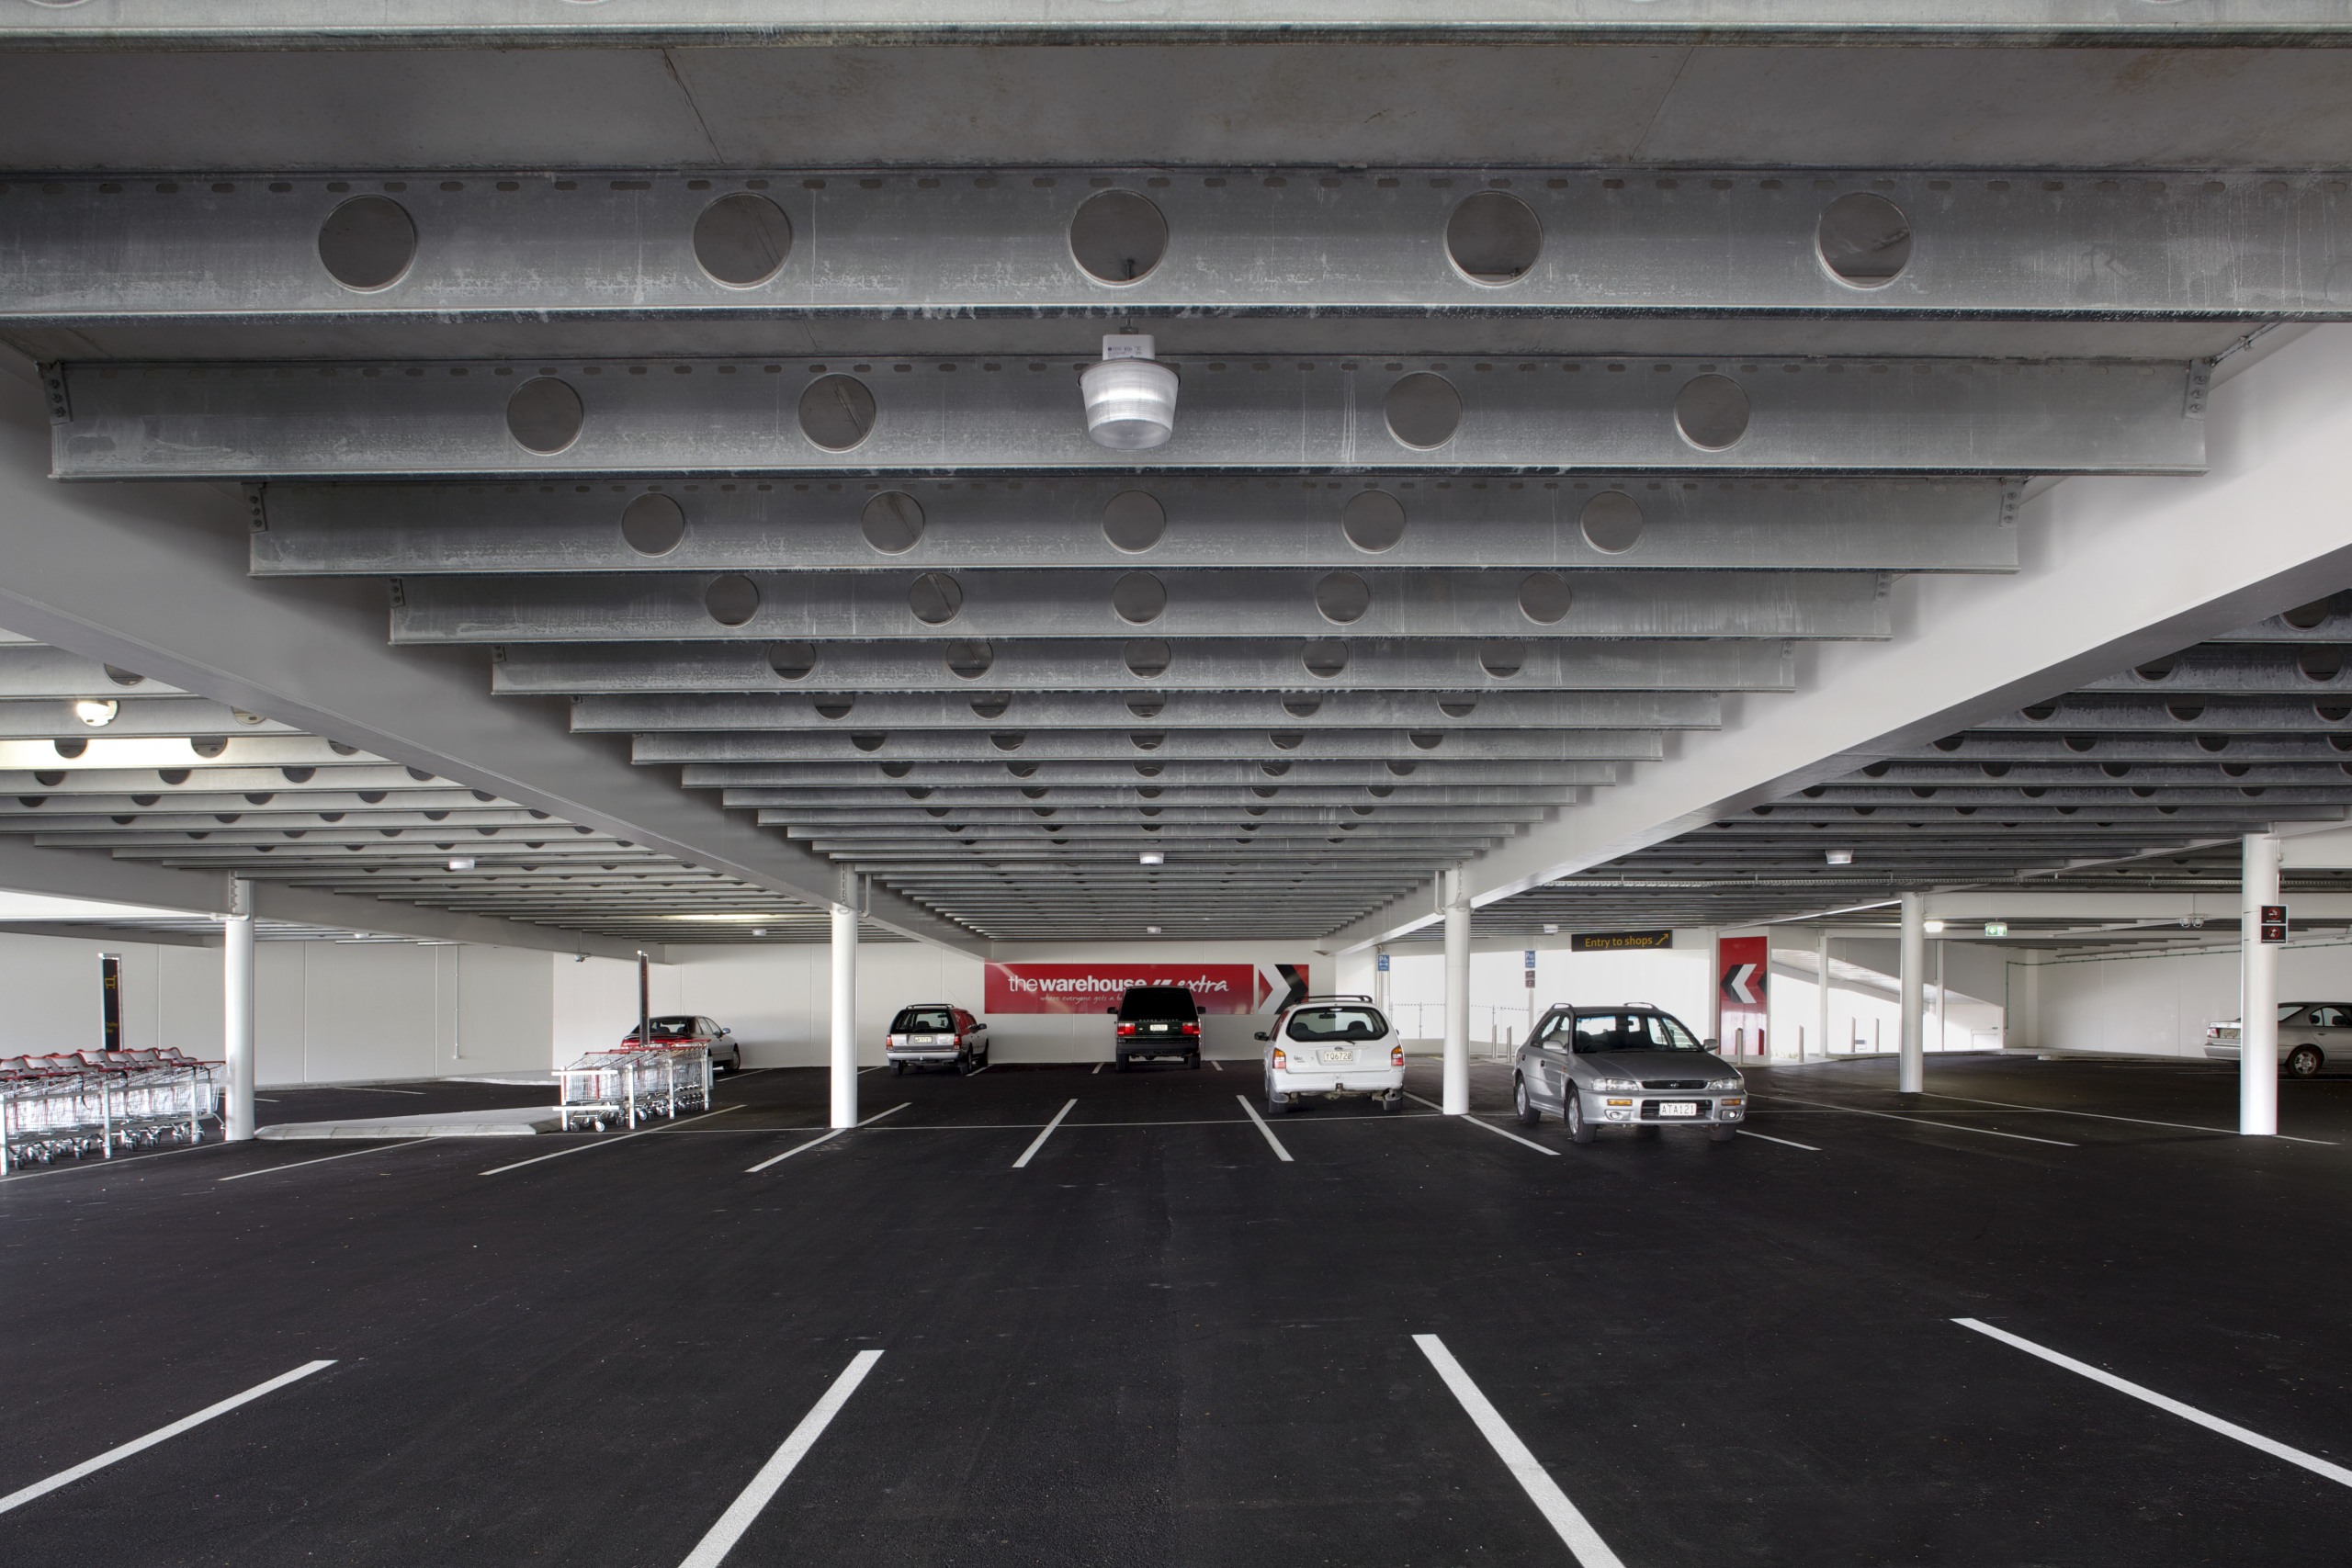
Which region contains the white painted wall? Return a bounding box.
[2034,935,2352,1058]
[1381,938,1713,1047]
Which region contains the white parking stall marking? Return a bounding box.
[676,1350,885,1568]
[1404,1093,1561,1156]
[1954,1318,2352,1489]
[1736,1129,1822,1152]
[1236,1095,1295,1162]
[1091,1063,1102,1075]
[220,1137,440,1182]
[966,1064,990,1077]
[1757,1092,2075,1147]
[1011,1099,1078,1168]
[1207,1058,1223,1072]
[1411,1336,1627,1568]
[744,1103,906,1174]
[0,1359,336,1517]
[479,1105,739,1176]
[1921,1090,2340,1146]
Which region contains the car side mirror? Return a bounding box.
[1253,1032,1269,1042]
[1703,1038,1720,1052]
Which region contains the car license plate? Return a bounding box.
[1320,1049,1355,1065]
[1657,1101,1700,1118]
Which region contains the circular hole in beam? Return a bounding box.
[705,574,761,627]
[798,374,876,452]
[1102,491,1167,553]
[1124,638,1172,678]
[944,640,994,680]
[1817,192,1913,287]
[1478,639,1526,678]
[1315,570,1371,626]
[1385,373,1461,449]
[766,640,819,680]
[860,491,925,554]
[1069,190,1169,284]
[1674,373,1750,452]
[317,196,416,291]
[1113,571,1167,626]
[1301,638,1350,679]
[1518,571,1573,625]
[1579,491,1644,554]
[1341,491,1408,553]
[505,377,584,455]
[694,192,794,287]
[1445,191,1542,284]
[908,572,963,626]
[620,492,686,557]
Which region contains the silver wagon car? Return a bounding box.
[1513,1005,1746,1145]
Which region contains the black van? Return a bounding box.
[1111,985,1203,1070]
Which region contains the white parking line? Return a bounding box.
[1954,1317,2352,1488]
[677,1350,884,1568]
[1736,1129,1822,1152]
[1091,1063,1102,1075]
[0,1139,225,1185]
[1012,1099,1078,1168]
[1404,1092,1561,1156]
[966,1064,990,1077]
[0,1359,336,1517]
[479,1106,738,1175]
[1922,1090,2339,1146]
[744,1103,906,1173]
[1208,1058,1223,1072]
[1757,1092,2076,1147]
[1412,1336,1626,1568]
[1236,1095,1295,1162]
[220,1138,439,1182]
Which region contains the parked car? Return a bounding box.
[1109,985,1202,1069]
[1256,995,1404,1113]
[1512,1005,1744,1144]
[621,1014,740,1073]
[2205,1002,2350,1077]
[886,1003,989,1074]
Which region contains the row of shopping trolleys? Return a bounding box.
[0,1049,224,1172]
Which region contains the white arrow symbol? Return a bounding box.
[1722,964,1760,1005]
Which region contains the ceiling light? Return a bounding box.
[447,856,476,871]
[1825,848,1854,865]
[1924,919,1947,934]
[1080,333,1178,449]
[1543,923,1559,934]
[752,927,769,936]
[1146,925,1162,934]
[1139,850,1165,865]
[73,698,119,728]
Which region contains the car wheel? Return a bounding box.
[1191,1052,1202,1069]
[1381,1090,1404,1114]
[1709,1122,1736,1143]
[1114,1056,1129,1073]
[1566,1091,1596,1145]
[2289,1044,2324,1078]
[890,1062,903,1077]
[1513,1076,1539,1126]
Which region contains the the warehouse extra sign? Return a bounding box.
[985,963,1307,1015]
[1570,930,1673,953]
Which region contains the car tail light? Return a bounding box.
[1117,1022,1136,1036]
[1272,1047,1286,1070]
[1181,1021,1200,1035]
[1391,1044,1405,1067]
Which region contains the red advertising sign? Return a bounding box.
[1717,936,1768,1058]
[984,963,1307,1016]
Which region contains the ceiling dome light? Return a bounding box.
[1138,850,1166,865]
[1081,333,1178,450]
[1146,925,1162,934]
[1825,848,1854,865]
[1924,919,1947,934]
[447,855,476,871]
[74,698,119,728]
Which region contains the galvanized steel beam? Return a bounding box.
[395,569,1891,644]
[722,787,1572,807]
[636,729,1663,763]
[52,355,2206,479]
[0,697,299,738]
[681,761,1615,787]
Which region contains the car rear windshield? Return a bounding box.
[1118,987,1199,1021]
[1567,1012,1702,1052]
[892,1008,956,1032]
[1284,1006,1387,1042]
[642,1016,698,1034]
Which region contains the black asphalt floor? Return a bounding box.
[5,1054,2352,1566]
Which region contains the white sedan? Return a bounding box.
[1259,997,1406,1113]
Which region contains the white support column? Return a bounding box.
[2242,832,2281,1137]
[1373,946,1389,1015]
[1442,868,1470,1115]
[1932,938,1948,1055]
[1815,926,1831,1064]
[222,876,254,1141]
[830,900,860,1130]
[1898,892,1926,1095]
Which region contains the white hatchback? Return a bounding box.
[1258,996,1406,1113]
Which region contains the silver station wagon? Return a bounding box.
[1513,1005,1746,1145]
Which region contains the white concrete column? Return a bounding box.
[222,876,254,1141]
[830,900,860,1129]
[1373,946,1389,1015]
[1898,892,1926,1094]
[1442,867,1470,1115]
[1815,926,1831,1064]
[2241,831,2281,1137]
